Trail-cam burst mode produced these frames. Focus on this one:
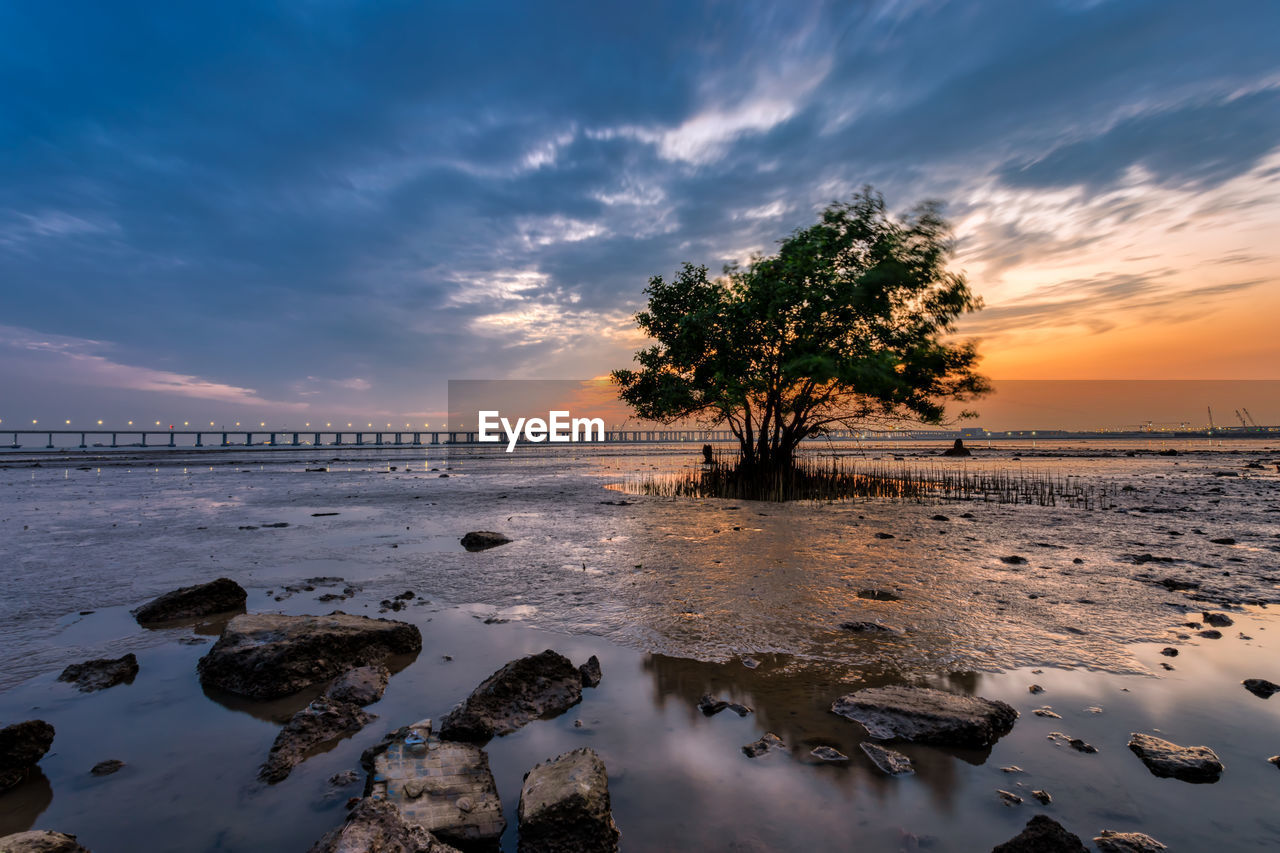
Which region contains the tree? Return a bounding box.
[612,188,989,471]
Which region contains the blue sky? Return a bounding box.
[2,0,1278,427]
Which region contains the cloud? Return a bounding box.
[0,324,307,409]
[0,0,1277,422]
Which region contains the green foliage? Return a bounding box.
[612,188,990,469]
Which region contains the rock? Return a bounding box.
[1127,732,1223,782]
[197,612,421,700]
[578,655,602,688]
[860,742,913,775]
[1028,684,1044,694]
[132,577,247,624]
[1033,707,1061,719]
[838,621,902,634]
[697,694,728,716]
[856,588,902,601]
[57,654,138,692]
[991,815,1087,853]
[1202,612,1234,626]
[831,686,1017,748]
[742,733,784,757]
[1157,577,1198,590]
[307,797,461,853]
[930,515,950,522]
[997,789,1023,806]
[366,727,505,849]
[517,747,620,853]
[1093,830,1168,852]
[1269,755,1279,768]
[1198,630,1222,639]
[1000,556,1028,565]
[439,650,585,744]
[1,720,55,792]
[325,665,390,707]
[89,759,124,777]
[327,769,360,787]
[1159,647,1178,657]
[874,532,896,540]
[1242,678,1280,698]
[0,831,90,853]
[725,702,753,716]
[810,746,849,762]
[260,697,375,783]
[460,531,511,551]
[942,439,971,457]
[1208,537,1236,544]
[1031,789,1051,805]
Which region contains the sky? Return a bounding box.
[2,0,1279,430]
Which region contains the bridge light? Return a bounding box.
[128,420,133,425]
[97,420,103,425]
[66,419,71,424]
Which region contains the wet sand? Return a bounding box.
[1,442,1278,850]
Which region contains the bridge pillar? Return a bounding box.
[221,432,228,447]
[334,433,343,445]
[169,432,175,447]
[412,432,421,445]
[313,433,320,446]
[246,433,252,446]
[11,432,19,449]
[79,432,86,448]
[356,433,363,446]
[375,433,382,445]
[140,433,147,447]
[292,433,300,446]
[111,433,117,448]
[46,432,54,449]
[195,433,203,447]
[268,433,276,447]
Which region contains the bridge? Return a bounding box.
[3,424,1274,451]
[3,426,940,450]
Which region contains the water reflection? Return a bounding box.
[641,653,1006,815]
[0,769,52,836]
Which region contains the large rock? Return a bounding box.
[0,831,90,853]
[1127,733,1222,783]
[518,748,619,853]
[365,723,506,849]
[57,654,138,692]
[439,650,585,744]
[259,698,374,784]
[0,721,55,792]
[133,577,247,624]
[1093,830,1168,852]
[197,613,421,699]
[991,816,1087,852]
[831,686,1017,748]
[307,798,461,853]
[326,665,390,707]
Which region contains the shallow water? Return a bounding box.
[1,441,1278,850]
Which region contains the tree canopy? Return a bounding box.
[612,188,989,470]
